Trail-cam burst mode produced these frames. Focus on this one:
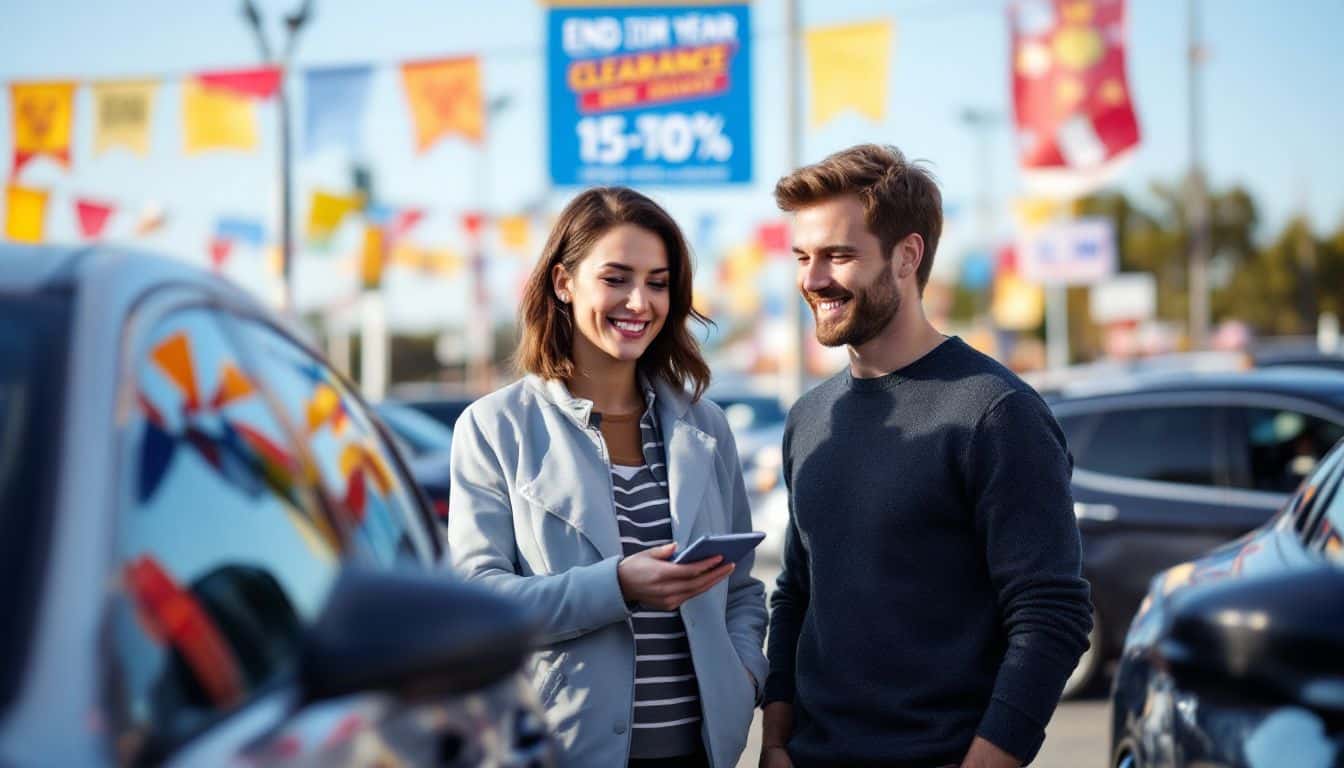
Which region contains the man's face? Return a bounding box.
[792,195,902,348]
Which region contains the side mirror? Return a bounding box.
[1156,566,1344,711]
[301,567,538,702]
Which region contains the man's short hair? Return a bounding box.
[774,144,943,291]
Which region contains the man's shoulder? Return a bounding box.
[937,338,1044,417]
[786,368,849,424]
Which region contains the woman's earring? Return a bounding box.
[558,292,569,303]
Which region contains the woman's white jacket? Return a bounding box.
[446,374,768,768]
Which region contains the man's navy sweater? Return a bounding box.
[763,337,1092,767]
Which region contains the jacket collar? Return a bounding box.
[522,372,713,555]
[525,371,694,430]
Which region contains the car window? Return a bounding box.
[1237,407,1344,493]
[0,293,70,710]
[1055,412,1098,461]
[111,308,339,757]
[1077,405,1224,486]
[1308,455,1344,565]
[225,317,433,568]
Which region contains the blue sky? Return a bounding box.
[2,0,1342,331]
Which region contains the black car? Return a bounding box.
[0,246,552,766]
[1049,368,1344,696]
[1110,437,1344,767]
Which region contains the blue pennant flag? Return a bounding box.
[215,216,266,247]
[304,65,373,156]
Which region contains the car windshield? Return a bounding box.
[0,291,71,707]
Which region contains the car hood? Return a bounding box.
[1126,522,1296,648]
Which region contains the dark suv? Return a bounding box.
[1048,368,1344,696]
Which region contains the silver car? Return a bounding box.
[0,246,554,767]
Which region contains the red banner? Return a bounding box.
[198,66,282,100]
[1010,0,1140,197]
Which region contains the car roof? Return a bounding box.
[1050,366,1344,410]
[0,243,312,342]
[0,244,90,292]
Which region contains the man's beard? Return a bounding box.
[807,266,901,348]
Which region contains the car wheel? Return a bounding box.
[1061,609,1102,699]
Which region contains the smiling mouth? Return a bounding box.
[609,318,651,338]
[813,297,850,315]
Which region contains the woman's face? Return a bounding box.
[554,224,672,367]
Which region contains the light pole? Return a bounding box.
[1186,0,1211,350]
[242,0,313,315]
[467,94,515,393]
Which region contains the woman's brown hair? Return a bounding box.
[516,187,711,400]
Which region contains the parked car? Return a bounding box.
[1110,437,1344,768]
[708,391,789,558]
[0,246,553,766]
[375,400,453,521]
[1049,368,1344,697]
[390,383,477,433]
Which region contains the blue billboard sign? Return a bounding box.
[547,3,752,186]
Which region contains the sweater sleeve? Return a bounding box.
[966,390,1093,764]
[763,423,810,706]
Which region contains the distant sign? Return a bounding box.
[547,3,753,186]
[1090,272,1156,324]
[1017,217,1116,285]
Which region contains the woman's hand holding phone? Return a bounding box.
[617,543,735,610]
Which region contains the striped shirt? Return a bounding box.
[599,405,702,760]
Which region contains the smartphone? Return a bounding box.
[672,532,767,565]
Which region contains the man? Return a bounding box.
[759,144,1092,768]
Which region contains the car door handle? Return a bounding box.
[1074,502,1119,522]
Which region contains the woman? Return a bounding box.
[446,187,767,768]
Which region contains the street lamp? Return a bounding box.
[242,0,314,315]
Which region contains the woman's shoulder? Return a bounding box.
[684,395,732,440]
[458,377,545,432]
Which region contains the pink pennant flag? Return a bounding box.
[75,198,116,240]
[209,237,233,271]
[197,67,282,100]
[390,208,425,242]
[462,212,484,238]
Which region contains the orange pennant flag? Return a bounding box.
[4,185,50,244]
[11,82,76,174]
[498,215,531,253]
[400,57,484,151]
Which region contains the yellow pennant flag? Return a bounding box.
[401,57,484,151]
[991,271,1045,331]
[93,80,157,156]
[306,190,363,240]
[4,185,50,244]
[805,20,894,129]
[498,215,531,253]
[182,79,259,154]
[360,226,386,289]
[11,82,76,174]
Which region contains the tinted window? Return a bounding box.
[112,309,338,757]
[1055,413,1097,460]
[1310,454,1344,565]
[1078,406,1222,486]
[0,293,69,709]
[1239,407,1344,493]
[228,318,432,567]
